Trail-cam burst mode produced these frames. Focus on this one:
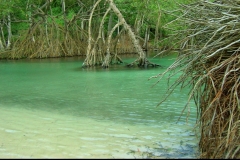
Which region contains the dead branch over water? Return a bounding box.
[150,0,240,158]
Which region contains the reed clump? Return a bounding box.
[150,0,240,158]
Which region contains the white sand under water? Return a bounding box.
[0,105,198,158]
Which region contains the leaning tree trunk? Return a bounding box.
[82,0,159,68]
[107,0,159,67]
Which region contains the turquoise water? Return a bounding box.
[0,55,199,158]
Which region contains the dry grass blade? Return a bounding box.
[150,0,240,158]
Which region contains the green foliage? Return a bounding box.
[0,0,21,18]
[67,9,76,21]
[0,0,195,53]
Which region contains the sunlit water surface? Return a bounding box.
[0,55,200,158]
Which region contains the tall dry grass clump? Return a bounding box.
[150,0,239,158]
[9,21,87,59]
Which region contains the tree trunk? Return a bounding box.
[83,0,102,67]
[0,39,4,51]
[83,0,160,68]
[0,20,6,50]
[7,14,12,49]
[154,3,161,50]
[102,19,123,68]
[91,7,111,66]
[134,13,144,36]
[107,11,113,36]
[143,24,150,56]
[107,0,150,67]
[62,0,68,34]
[26,0,35,43]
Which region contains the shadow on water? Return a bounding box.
[127,142,200,159]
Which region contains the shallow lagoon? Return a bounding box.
[0,55,199,158]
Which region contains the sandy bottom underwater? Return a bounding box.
[0,105,198,158]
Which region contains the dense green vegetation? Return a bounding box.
[0,0,193,65]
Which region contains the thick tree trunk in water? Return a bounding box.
[92,7,111,66]
[108,0,144,57]
[83,0,102,67]
[102,19,123,68]
[107,0,159,67]
[82,0,160,68]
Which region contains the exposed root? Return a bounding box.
[127,57,161,68]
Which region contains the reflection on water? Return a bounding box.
[0,55,199,158]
